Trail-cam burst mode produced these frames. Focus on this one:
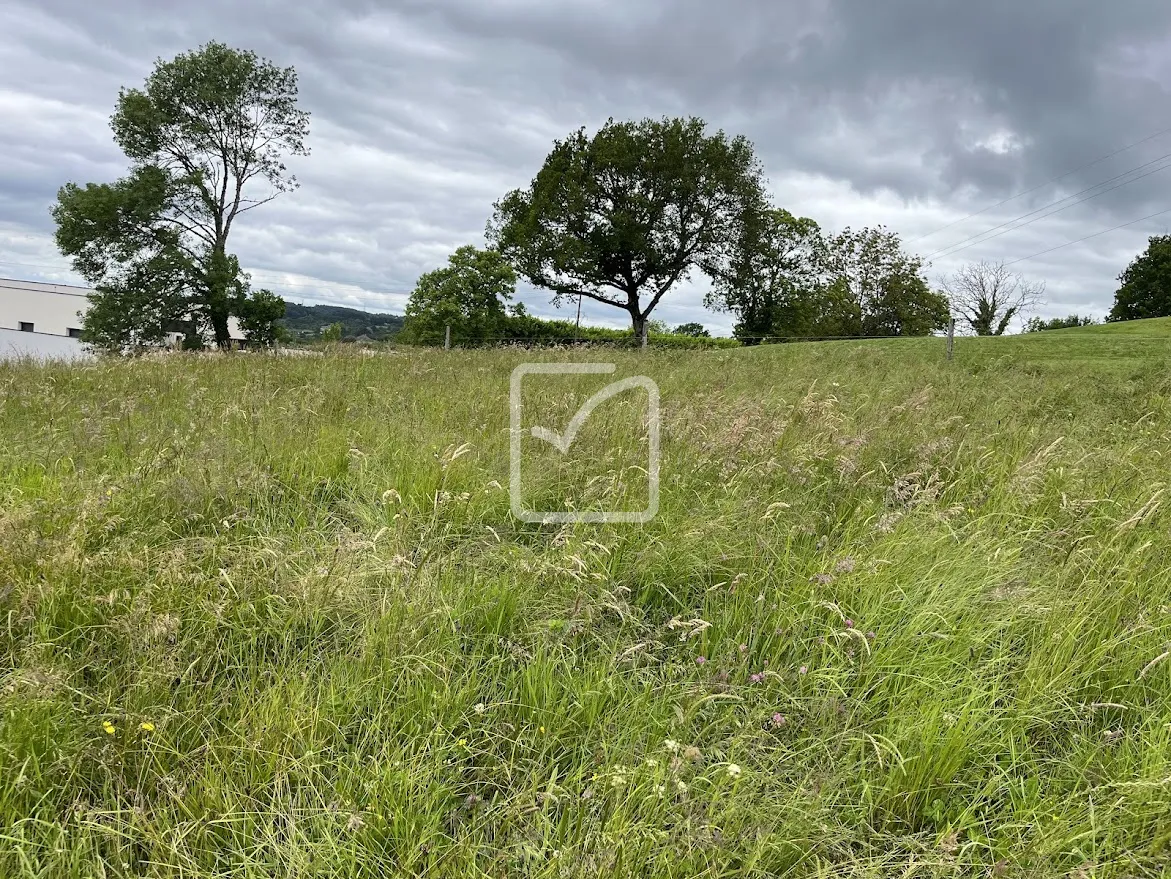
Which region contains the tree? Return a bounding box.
[705,207,827,343]
[487,116,765,343]
[235,288,286,346]
[1108,235,1171,321]
[824,227,948,337]
[944,261,1044,336]
[672,322,710,337]
[1024,314,1097,332]
[52,42,309,350]
[400,246,517,346]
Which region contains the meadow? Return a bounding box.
[2,322,1170,877]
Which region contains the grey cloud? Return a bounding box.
[2,0,1171,330]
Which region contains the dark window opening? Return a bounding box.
[18,322,33,332]
[67,327,82,338]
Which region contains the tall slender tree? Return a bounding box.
[53,42,309,350]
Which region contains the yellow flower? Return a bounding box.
[539,726,546,734]
[102,721,115,735]
[456,738,468,748]
[139,722,155,732]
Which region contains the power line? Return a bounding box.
[1005,205,1171,267]
[909,123,1171,244]
[926,151,1171,261]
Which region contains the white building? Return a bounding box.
[0,278,89,337]
[0,277,246,357]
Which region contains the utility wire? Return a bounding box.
[908,123,1171,244]
[926,151,1171,261]
[1004,205,1171,267]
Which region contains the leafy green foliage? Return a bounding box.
[1024,314,1098,332]
[826,226,949,337]
[234,289,286,346]
[52,42,308,350]
[1109,234,1171,321]
[488,116,765,338]
[672,322,710,337]
[709,218,946,342]
[705,208,828,342]
[320,322,343,342]
[399,246,517,345]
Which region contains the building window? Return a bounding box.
[67,327,82,338]
[18,322,33,332]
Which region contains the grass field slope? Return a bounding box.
[2,323,1170,877]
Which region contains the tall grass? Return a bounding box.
[1,332,1170,877]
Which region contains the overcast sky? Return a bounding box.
[2,0,1170,333]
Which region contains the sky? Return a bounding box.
[2,0,1170,335]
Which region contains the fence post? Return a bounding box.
[444,325,451,351]
[946,318,955,362]
[574,293,582,344]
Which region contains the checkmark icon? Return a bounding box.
[509,363,660,524]
[529,375,656,454]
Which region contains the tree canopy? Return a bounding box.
[399,246,517,346]
[52,41,309,350]
[707,219,946,342]
[487,116,765,341]
[1109,235,1171,322]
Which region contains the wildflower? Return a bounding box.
[539,726,546,734]
[844,619,855,629]
[102,720,115,735]
[654,784,666,796]
[610,773,627,788]
[346,812,366,831]
[695,656,707,666]
[473,703,487,715]
[771,713,787,728]
[798,665,808,676]
[835,557,857,573]
[866,631,876,641]
[726,764,742,779]
[716,671,729,683]
[749,673,763,684]
[739,644,748,654]
[676,780,688,793]
[456,738,468,748]
[683,746,703,762]
[644,758,659,768]
[139,722,155,732]
[664,739,680,753]
[810,573,834,585]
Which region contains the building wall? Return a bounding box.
[0,278,89,337]
[0,327,91,361]
[0,277,246,342]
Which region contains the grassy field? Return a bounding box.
[2,325,1170,877]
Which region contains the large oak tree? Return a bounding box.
[487,117,765,342]
[53,42,308,350]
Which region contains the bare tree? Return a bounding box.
[943,261,1045,335]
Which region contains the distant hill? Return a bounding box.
[279,302,404,340]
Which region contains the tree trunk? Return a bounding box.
[207,243,234,349]
[631,314,648,349]
[209,303,231,349]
